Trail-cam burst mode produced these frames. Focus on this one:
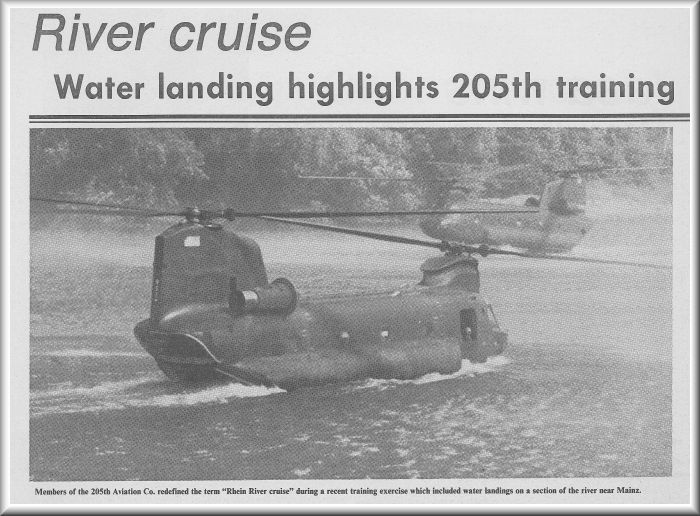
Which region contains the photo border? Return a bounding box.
[1,1,697,514]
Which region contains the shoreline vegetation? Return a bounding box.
[30,127,672,231]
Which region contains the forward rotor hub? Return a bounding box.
[182,207,222,228]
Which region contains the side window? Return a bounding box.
[460,309,478,341]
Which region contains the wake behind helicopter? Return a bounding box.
[32,194,669,391]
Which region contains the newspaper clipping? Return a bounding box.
[1,2,695,512]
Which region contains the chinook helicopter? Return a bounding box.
[417,172,588,253]
[299,165,671,254]
[32,195,669,391]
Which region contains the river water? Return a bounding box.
[29,192,673,481]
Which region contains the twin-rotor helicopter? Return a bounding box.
[32,167,670,390]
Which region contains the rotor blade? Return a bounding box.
[31,197,184,217]
[520,252,671,270]
[259,217,671,270]
[31,196,538,220]
[43,207,181,218]
[258,216,447,250]
[477,245,670,270]
[296,176,458,183]
[224,207,538,219]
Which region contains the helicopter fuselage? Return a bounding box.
[134,221,507,390]
[420,175,592,253]
[420,208,592,254]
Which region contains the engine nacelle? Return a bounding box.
[231,277,298,316]
[419,254,480,291]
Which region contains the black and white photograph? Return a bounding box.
[2,3,694,511]
[29,127,672,481]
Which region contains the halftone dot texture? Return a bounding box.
[30,128,672,481]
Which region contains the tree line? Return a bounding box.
[30,127,672,213]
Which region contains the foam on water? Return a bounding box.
[135,382,285,408]
[31,355,511,417]
[31,375,162,401]
[30,374,285,417]
[347,355,511,393]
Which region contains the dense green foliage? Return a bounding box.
[30,128,672,212]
